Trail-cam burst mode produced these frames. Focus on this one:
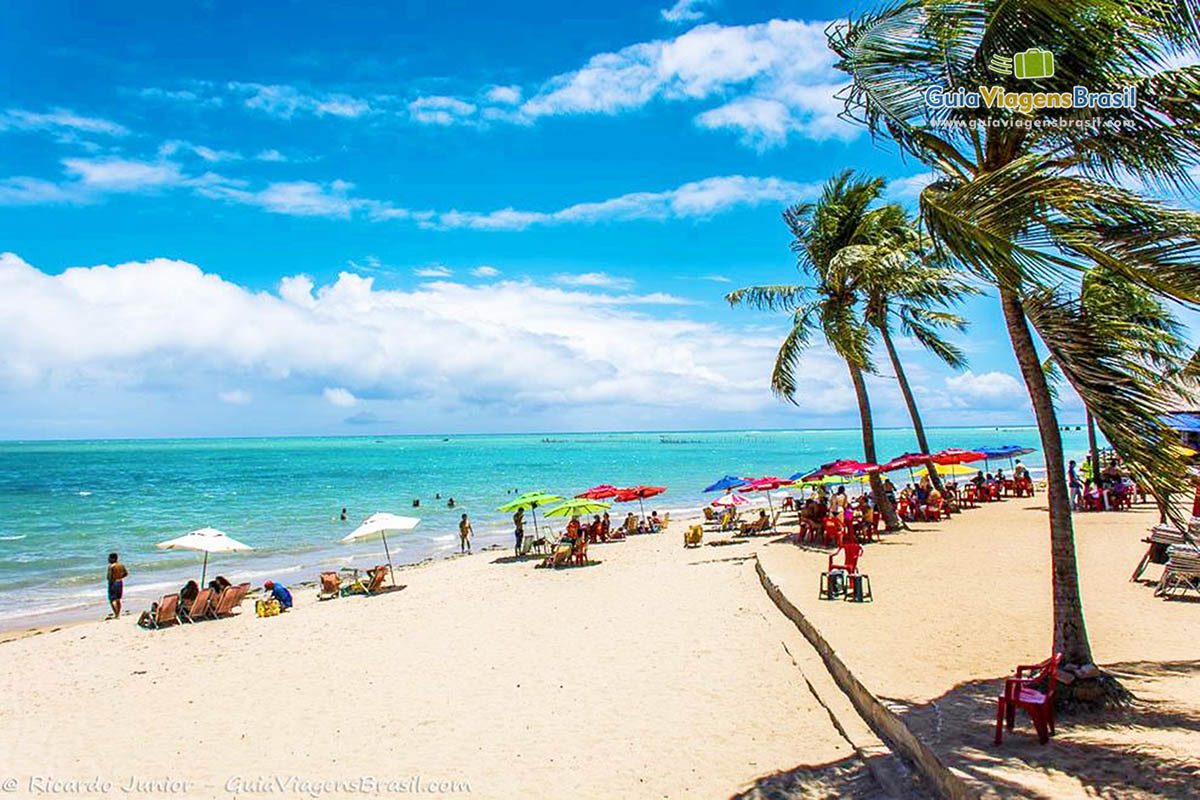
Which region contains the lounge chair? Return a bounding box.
[657,512,671,531]
[138,594,180,629]
[208,582,251,619]
[181,588,213,622]
[343,565,389,596]
[684,525,703,548]
[317,571,341,600]
[702,507,718,523]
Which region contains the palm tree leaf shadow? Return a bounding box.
[893,660,1200,798]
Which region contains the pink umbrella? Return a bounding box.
[741,476,795,530]
[711,493,749,507]
[802,459,879,480]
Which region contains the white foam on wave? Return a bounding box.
[77,491,93,497]
[0,534,27,541]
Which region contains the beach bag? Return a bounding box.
[255,599,282,618]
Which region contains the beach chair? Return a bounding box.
[684,525,703,548]
[181,588,213,622]
[1155,545,1200,600]
[994,654,1062,745]
[572,537,589,566]
[317,571,341,600]
[658,512,671,531]
[140,594,180,629]
[206,585,236,619]
[344,565,390,595]
[703,507,718,523]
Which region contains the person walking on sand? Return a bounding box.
[513,507,525,556]
[459,513,472,553]
[106,552,128,619]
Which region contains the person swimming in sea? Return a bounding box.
[340,507,347,521]
[447,497,456,508]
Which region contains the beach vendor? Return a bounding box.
[106,552,128,619]
[262,581,293,610]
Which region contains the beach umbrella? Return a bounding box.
[612,485,667,521]
[342,512,420,586]
[880,452,936,485]
[930,448,985,466]
[498,491,562,540]
[543,498,612,518]
[802,459,879,480]
[741,477,794,529]
[156,527,252,585]
[576,484,620,499]
[704,475,748,493]
[712,493,749,507]
[915,463,979,478]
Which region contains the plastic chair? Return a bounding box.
[995,653,1062,745]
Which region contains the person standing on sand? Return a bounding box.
[513,507,525,556]
[459,513,472,553]
[106,552,127,619]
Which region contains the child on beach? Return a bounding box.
[459,513,472,553]
[106,552,127,619]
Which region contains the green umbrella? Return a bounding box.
[542,498,612,518]
[497,491,562,541]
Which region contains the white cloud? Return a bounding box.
[471,265,501,277]
[199,179,363,218]
[0,108,129,137]
[944,370,1027,405]
[660,0,711,24]
[0,253,835,430]
[698,274,731,282]
[552,272,634,290]
[430,174,815,231]
[886,172,936,201]
[61,157,187,192]
[322,387,359,407]
[138,87,224,107]
[218,389,252,405]
[229,83,372,118]
[519,19,850,147]
[408,95,477,125]
[254,149,287,162]
[414,265,453,278]
[484,85,522,105]
[159,140,242,163]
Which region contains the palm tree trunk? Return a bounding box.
[879,325,943,491]
[1086,411,1101,488]
[999,287,1095,667]
[849,363,902,531]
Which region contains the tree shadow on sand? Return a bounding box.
[732,753,891,799]
[893,660,1200,798]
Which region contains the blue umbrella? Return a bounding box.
[704,475,748,493]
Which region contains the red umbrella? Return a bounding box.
[741,476,795,529]
[931,448,985,466]
[576,484,619,499]
[802,459,879,479]
[612,485,667,522]
[880,452,936,485]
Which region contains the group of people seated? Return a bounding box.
[542,511,668,567]
[795,487,881,545]
[1070,456,1141,511]
[137,574,291,628]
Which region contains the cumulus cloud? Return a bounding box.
[228,82,373,118]
[660,0,712,24]
[408,95,477,125]
[0,108,130,137]
[944,370,1027,405]
[518,19,849,146]
[0,253,861,432]
[323,387,359,407]
[218,389,253,405]
[484,85,522,105]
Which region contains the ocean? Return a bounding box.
[0,425,1097,628]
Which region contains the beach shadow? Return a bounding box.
[894,660,1200,798]
[489,554,545,565]
[688,555,757,566]
[732,753,891,799]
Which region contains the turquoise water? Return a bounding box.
[0,426,1095,626]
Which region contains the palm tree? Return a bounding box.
[855,220,979,488]
[829,0,1200,699]
[727,170,920,531]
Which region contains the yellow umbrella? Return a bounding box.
[915,463,979,477]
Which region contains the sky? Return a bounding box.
[0,0,1187,439]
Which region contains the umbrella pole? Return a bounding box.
[201,551,208,586]
[382,532,396,586]
[638,497,646,525]
[766,491,775,531]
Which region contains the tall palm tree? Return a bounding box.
[829,0,1200,697]
[727,170,920,531]
[854,221,980,487]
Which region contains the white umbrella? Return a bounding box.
[156,527,252,585]
[342,513,420,585]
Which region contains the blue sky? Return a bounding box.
[1,0,1179,438]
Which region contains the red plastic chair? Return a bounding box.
[995,653,1062,745]
[828,540,863,573]
[573,538,589,566]
[822,516,843,548]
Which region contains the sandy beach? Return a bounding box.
[2,497,1197,799]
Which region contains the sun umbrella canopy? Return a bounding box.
[742,476,794,491]
[614,485,667,500]
[576,485,620,499]
[930,448,985,465]
[498,492,562,511]
[543,498,612,517]
[157,527,252,553]
[973,445,1035,458]
[799,474,850,486]
[802,460,879,480]
[704,475,748,492]
[343,512,421,542]
[915,463,979,477]
[712,493,749,507]
[879,452,932,472]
